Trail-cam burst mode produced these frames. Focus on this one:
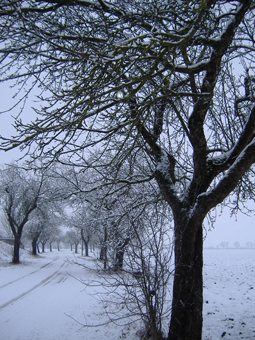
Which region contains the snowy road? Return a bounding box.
[0,255,67,309]
[1,248,255,340]
[0,250,129,340]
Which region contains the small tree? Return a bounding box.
[246,241,254,248]
[219,241,229,249]
[123,209,173,339]
[25,225,42,255]
[80,202,173,340]
[69,206,94,257]
[65,229,81,253]
[55,230,64,251]
[39,227,50,253]
[234,241,241,249]
[25,204,49,255]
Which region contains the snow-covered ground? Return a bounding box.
[0,243,255,340]
[0,243,137,340]
[203,249,255,340]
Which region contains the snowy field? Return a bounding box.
[203,249,255,340]
[0,243,255,340]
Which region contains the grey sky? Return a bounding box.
[204,209,255,248]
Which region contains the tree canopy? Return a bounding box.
[0,1,255,210]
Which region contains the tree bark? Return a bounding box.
[99,227,108,269]
[114,238,130,271]
[41,242,46,252]
[84,239,89,256]
[32,233,40,255]
[13,236,21,264]
[81,229,89,256]
[32,237,37,255]
[168,218,203,340]
[114,248,124,271]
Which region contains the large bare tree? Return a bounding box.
[1,1,255,339]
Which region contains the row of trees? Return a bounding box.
[0,163,64,261]
[1,1,255,339]
[0,162,169,267]
[0,164,95,261]
[217,241,255,249]
[0,161,173,338]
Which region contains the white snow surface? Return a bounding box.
[0,243,255,340]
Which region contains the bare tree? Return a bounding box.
[65,228,81,253]
[0,164,44,263]
[234,241,241,249]
[24,201,57,254]
[1,1,255,338]
[68,204,95,257]
[55,229,64,251]
[78,201,173,340]
[121,205,173,339]
[219,241,229,249]
[246,241,254,248]
[24,212,44,255]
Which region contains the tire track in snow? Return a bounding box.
[42,261,70,286]
[0,256,59,289]
[0,260,66,310]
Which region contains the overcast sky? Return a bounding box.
[0,82,255,248]
[204,208,255,248]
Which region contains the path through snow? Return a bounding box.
[0,245,255,340]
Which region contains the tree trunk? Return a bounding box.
[100,246,105,260]
[75,242,79,253]
[84,239,89,256]
[32,237,37,255]
[41,242,45,252]
[104,228,107,269]
[114,248,124,270]
[81,229,89,256]
[114,238,130,271]
[168,219,203,340]
[99,228,108,269]
[13,236,21,264]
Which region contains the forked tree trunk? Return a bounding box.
[168,218,203,340]
[32,233,40,255]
